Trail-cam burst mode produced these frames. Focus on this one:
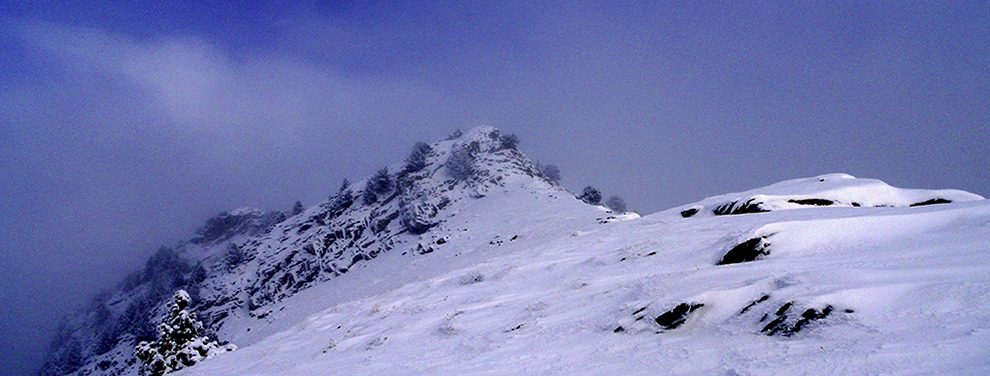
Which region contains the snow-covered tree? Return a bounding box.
[135,290,235,376]
[335,179,353,202]
[291,201,305,216]
[363,168,392,204]
[497,133,519,150]
[605,195,627,213]
[539,164,561,184]
[404,141,433,174]
[578,186,602,205]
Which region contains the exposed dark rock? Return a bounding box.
[762,316,788,335]
[787,198,834,206]
[775,302,793,316]
[713,198,770,216]
[910,198,952,207]
[791,306,833,333]
[655,303,704,330]
[739,295,770,314]
[760,302,834,337]
[680,208,700,218]
[718,237,771,265]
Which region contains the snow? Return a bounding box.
[679,173,984,217]
[174,173,990,375]
[51,126,987,376]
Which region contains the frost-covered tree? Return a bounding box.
[539,164,561,184]
[578,186,602,205]
[497,133,519,150]
[135,290,235,376]
[446,146,476,180]
[363,168,392,204]
[404,141,433,174]
[605,195,627,213]
[291,201,304,216]
[336,179,352,201]
[223,243,251,270]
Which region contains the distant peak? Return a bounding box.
[189,208,286,245]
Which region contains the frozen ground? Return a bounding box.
[176,175,990,375]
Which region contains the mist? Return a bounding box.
[2,1,988,375]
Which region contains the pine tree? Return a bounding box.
[336,179,353,202]
[135,290,235,376]
[578,186,602,205]
[605,195,627,213]
[539,164,561,184]
[497,133,519,150]
[404,141,433,174]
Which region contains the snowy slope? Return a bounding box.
[677,173,982,218]
[42,126,621,376]
[175,175,990,375]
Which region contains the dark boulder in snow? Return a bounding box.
[739,295,770,314]
[910,198,952,207]
[787,198,834,206]
[655,303,704,330]
[680,207,700,218]
[713,199,770,216]
[760,302,834,337]
[718,236,771,265]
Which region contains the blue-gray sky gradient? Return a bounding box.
[1,1,988,375]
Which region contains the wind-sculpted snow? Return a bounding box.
[177,184,989,375]
[679,173,984,217]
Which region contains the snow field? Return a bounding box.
[182,187,990,375]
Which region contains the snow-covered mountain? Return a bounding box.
[42,127,990,375]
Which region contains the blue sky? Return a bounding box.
[1,1,988,375]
